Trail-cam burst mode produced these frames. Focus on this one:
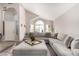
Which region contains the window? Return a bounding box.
[30,24,34,32]
[46,24,49,32]
[35,20,44,33]
[30,20,52,33]
[46,24,51,32]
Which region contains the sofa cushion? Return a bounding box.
[52,43,73,56]
[57,33,67,41]
[49,38,73,56]
[71,39,79,55]
[64,36,74,48]
[49,38,63,44]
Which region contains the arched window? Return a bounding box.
[35,20,44,33]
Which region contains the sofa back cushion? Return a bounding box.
[57,33,67,41]
[45,33,51,37]
[53,33,58,39]
[64,36,74,48]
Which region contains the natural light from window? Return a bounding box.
[35,20,44,33]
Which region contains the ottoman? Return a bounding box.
[12,40,49,56]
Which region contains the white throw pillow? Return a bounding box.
[71,39,79,56]
[57,33,67,41]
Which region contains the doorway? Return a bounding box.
[3,7,18,41]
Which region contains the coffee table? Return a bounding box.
[12,40,50,56]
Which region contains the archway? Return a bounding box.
[4,7,18,41]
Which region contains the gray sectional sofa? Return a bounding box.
[25,32,79,56]
[49,33,79,56]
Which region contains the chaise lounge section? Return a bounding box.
[48,33,77,56]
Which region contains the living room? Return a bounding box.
[22,3,79,56]
[0,3,79,56]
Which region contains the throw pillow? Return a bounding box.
[71,39,79,55]
[64,36,74,48]
[57,33,67,41]
[53,33,58,39]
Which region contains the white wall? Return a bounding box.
[0,5,3,34]
[25,9,54,33]
[54,4,79,38]
[25,10,37,33]
[30,18,54,33]
[0,4,20,41]
[22,3,76,20]
[0,4,25,41]
[19,5,26,41]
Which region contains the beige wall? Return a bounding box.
[19,4,26,41]
[54,4,79,38]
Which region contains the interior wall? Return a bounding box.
[31,18,54,33]
[25,10,37,33]
[19,4,26,41]
[54,4,79,38]
[0,4,25,41]
[0,4,20,41]
[0,5,2,33]
[25,8,54,33]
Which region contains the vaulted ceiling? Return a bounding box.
[22,3,76,20]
